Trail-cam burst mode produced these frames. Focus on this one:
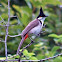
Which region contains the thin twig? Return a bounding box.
[8,34,21,37]
[40,53,62,61]
[0,24,19,27]
[5,28,8,60]
[4,0,10,59]
[0,59,19,62]
[7,54,18,59]
[0,59,39,62]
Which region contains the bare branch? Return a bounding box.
[0,59,40,62]
[40,53,62,61]
[4,0,10,59]
[0,24,19,27]
[0,53,62,62]
[8,34,21,37]
[0,59,19,62]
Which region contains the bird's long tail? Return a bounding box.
[17,37,24,54]
[17,34,29,54]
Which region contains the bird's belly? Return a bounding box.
[29,24,42,35]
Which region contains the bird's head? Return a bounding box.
[37,7,48,21]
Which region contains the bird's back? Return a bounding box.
[21,19,39,37]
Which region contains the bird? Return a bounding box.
[17,7,48,54]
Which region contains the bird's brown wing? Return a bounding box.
[21,19,39,37]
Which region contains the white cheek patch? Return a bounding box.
[38,17,46,21]
[38,17,42,20]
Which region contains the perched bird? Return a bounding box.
[17,7,48,54]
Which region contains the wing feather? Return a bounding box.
[21,19,39,37]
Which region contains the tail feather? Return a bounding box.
[24,34,28,40]
[17,37,24,54]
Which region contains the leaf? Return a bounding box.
[59,35,62,38]
[37,54,45,60]
[14,55,20,59]
[54,56,62,62]
[30,0,41,7]
[54,38,62,43]
[30,56,38,60]
[48,34,59,38]
[23,49,29,56]
[51,46,60,55]
[28,53,35,56]
[34,43,43,47]
[54,38,58,42]
[57,38,62,42]
[0,57,6,60]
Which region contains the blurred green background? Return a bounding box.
[0,0,62,61]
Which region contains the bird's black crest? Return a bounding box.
[37,7,48,18]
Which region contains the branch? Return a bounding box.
[8,34,21,37]
[4,0,10,59]
[0,59,19,62]
[40,53,62,61]
[0,53,62,62]
[0,24,19,27]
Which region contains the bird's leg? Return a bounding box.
[29,37,35,43]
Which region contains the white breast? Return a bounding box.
[29,20,44,35]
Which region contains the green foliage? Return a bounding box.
[49,34,62,43]
[22,49,38,60]
[0,0,62,62]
